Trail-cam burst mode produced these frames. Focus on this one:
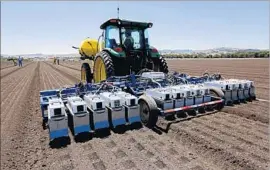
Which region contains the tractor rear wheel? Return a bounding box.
[81,63,93,83]
[93,51,115,83]
[139,95,159,129]
[153,56,169,74]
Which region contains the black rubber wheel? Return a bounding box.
[139,95,159,129]
[153,56,169,74]
[81,63,93,83]
[93,51,115,82]
[42,120,47,130]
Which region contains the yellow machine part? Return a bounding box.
[94,56,107,83]
[81,67,86,82]
[99,41,105,51]
[79,38,99,58]
[78,38,106,83]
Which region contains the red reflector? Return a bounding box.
[182,106,191,110]
[114,47,123,52]
[151,48,158,53]
[110,19,117,23]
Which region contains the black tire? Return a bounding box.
[139,95,159,129]
[153,56,169,74]
[93,51,115,82]
[42,119,47,130]
[81,63,93,83]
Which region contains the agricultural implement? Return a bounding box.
[171,72,256,105]
[40,71,257,142]
[40,18,257,143]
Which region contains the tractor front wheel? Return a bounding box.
[81,63,93,83]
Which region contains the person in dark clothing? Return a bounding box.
[18,56,23,67]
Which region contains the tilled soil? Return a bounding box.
[1,59,269,170]
[0,61,15,69]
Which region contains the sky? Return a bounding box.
[1,1,269,55]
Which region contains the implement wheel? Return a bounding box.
[139,95,159,129]
[209,87,225,111]
[81,63,92,83]
[93,51,115,83]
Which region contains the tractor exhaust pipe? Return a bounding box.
[72,46,79,50]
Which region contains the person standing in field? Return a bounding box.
[18,56,23,67]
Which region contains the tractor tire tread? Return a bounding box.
[153,56,169,74]
[94,51,115,81]
[81,63,92,83]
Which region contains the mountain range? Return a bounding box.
[159,47,263,55]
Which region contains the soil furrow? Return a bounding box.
[163,120,268,170]
[60,63,81,71]
[1,62,33,79]
[1,64,36,123]
[1,65,15,70]
[1,62,40,170]
[1,59,268,170]
[222,106,268,124]
[44,62,80,83]
[188,118,269,155]
[203,113,269,142]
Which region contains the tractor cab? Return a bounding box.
[100,18,152,53]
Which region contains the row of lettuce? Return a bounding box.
[161,50,269,59]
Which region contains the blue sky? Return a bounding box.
[1,1,269,55]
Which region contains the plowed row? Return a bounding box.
[1,59,269,170]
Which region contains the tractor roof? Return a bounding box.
[100,18,153,29]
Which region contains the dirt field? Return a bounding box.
[1,59,269,170]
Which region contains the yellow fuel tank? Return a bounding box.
[79,38,99,57]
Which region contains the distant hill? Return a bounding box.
[160,47,263,55]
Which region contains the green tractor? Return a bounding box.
[74,18,169,83]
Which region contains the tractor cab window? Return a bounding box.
[105,26,120,49]
[121,28,144,50]
[144,29,150,49]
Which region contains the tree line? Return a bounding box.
[161,50,269,59]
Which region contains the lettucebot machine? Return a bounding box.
[40,70,257,144]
